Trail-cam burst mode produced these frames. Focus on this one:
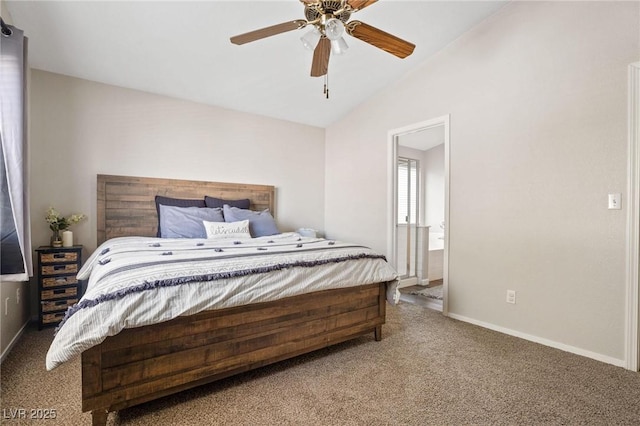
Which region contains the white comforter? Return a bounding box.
[46,233,399,370]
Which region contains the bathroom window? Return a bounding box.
[397,157,418,225]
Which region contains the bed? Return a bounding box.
[47,174,397,425]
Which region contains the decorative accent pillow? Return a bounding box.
[222,205,280,237]
[159,205,224,239]
[204,196,250,210]
[203,219,251,240]
[155,195,206,237]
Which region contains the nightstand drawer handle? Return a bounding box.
[53,265,65,271]
[53,253,66,259]
[53,289,66,294]
[41,300,69,306]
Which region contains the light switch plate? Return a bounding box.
[608,193,621,210]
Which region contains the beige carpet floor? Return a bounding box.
[2,302,640,425]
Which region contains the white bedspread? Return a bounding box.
[46,233,399,370]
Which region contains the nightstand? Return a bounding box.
[35,245,83,330]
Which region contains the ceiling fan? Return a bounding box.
[230,0,416,97]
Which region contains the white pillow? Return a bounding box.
[203,219,251,240]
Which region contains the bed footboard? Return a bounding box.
[81,282,387,425]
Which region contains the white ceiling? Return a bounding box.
[6,0,506,128]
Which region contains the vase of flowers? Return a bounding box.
[45,207,86,247]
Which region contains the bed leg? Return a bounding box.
[91,409,108,426]
[374,325,382,341]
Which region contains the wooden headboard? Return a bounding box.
[97,174,275,245]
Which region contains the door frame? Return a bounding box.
[626,62,640,371]
[387,114,451,315]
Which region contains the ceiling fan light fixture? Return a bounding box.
[330,36,349,55]
[230,0,415,98]
[301,28,321,50]
[324,17,345,41]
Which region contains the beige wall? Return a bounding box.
[325,1,639,363]
[1,0,11,22]
[1,0,31,361]
[424,144,445,230]
[28,70,325,316]
[30,70,325,251]
[0,280,30,360]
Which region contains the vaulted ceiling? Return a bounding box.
[6,1,506,127]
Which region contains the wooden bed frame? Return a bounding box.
[81,175,387,425]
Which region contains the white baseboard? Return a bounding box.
[423,298,443,312]
[397,277,418,289]
[447,313,625,368]
[0,320,30,364]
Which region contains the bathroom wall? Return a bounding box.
[424,144,445,231]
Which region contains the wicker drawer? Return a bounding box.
[42,311,66,324]
[42,276,78,288]
[41,264,78,276]
[41,287,77,300]
[41,252,78,263]
[36,245,83,329]
[42,298,78,313]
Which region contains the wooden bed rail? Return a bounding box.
[82,282,387,425]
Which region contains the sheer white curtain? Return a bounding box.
[0,20,32,281]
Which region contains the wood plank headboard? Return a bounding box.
[97,175,275,245]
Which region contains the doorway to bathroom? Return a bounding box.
[388,115,450,314]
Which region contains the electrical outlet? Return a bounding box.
[16,288,20,305]
[506,290,516,304]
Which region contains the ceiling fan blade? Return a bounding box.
[230,20,307,45]
[310,37,331,77]
[346,0,378,11]
[346,21,415,58]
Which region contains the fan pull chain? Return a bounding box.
[324,73,329,99]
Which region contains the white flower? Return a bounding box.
[45,207,86,231]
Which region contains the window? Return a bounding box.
[0,19,31,280]
[397,157,418,225]
[1,142,24,275]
